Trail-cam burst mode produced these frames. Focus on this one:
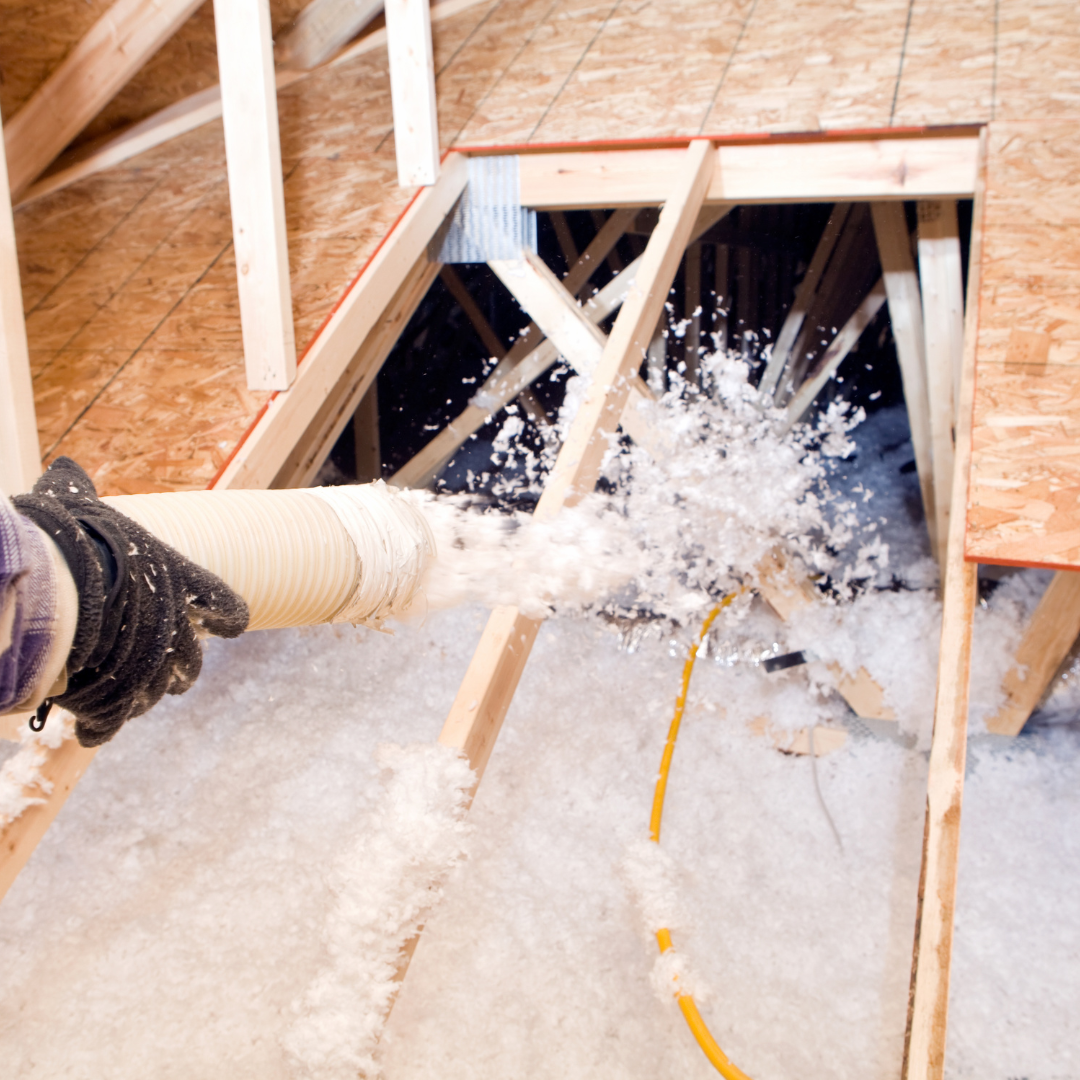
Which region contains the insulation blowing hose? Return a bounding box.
[650,596,756,1080]
[102,482,435,632]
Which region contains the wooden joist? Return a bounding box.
[985,570,1080,736]
[385,0,439,186]
[216,151,469,490]
[272,254,441,488]
[901,128,987,1080]
[16,0,492,209]
[440,138,715,777]
[515,138,980,210]
[488,251,606,375]
[0,125,39,495]
[1,0,202,201]
[782,277,887,429]
[214,0,298,392]
[0,732,99,904]
[917,200,966,564]
[871,202,938,558]
[758,203,851,399]
[439,266,506,361]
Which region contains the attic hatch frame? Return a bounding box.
[1,130,984,1080]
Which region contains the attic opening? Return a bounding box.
[309,198,974,558]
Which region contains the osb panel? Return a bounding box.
[47,346,267,495]
[454,0,623,146]
[704,0,911,135]
[0,0,114,120]
[437,0,556,144]
[891,0,995,127]
[531,0,752,143]
[967,120,1080,568]
[995,0,1080,122]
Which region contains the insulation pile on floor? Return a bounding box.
[1,361,1077,1078]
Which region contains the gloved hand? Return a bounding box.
[13,459,248,746]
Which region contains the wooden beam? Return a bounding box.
[985,570,1080,736]
[439,138,714,787]
[385,0,439,186]
[488,251,606,375]
[901,127,987,1080]
[272,253,440,488]
[683,242,701,385]
[515,138,981,210]
[389,257,643,490]
[782,277,887,429]
[0,735,100,904]
[549,211,579,272]
[0,121,39,495]
[439,265,506,360]
[15,0,492,208]
[758,203,851,399]
[918,200,966,565]
[275,0,383,70]
[214,0,297,392]
[714,242,729,353]
[353,382,382,482]
[1,0,202,200]
[871,201,938,559]
[775,204,869,403]
[215,151,468,490]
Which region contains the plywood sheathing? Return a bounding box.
[12,0,501,495]
[966,121,1080,569]
[890,0,996,128]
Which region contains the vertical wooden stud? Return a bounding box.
[714,242,729,354]
[871,201,937,556]
[918,200,966,564]
[385,0,439,186]
[684,241,701,384]
[353,384,381,482]
[214,0,297,391]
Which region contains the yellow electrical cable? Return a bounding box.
[649,596,757,1080]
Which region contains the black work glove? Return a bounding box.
[13,458,248,746]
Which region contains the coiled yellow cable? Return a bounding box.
[649,596,756,1080]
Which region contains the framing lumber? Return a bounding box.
[683,242,702,385]
[985,570,1080,736]
[549,211,579,271]
[275,0,383,70]
[15,0,491,208]
[0,734,100,904]
[439,139,715,784]
[515,137,980,210]
[1,0,202,201]
[272,253,440,487]
[214,0,298,392]
[775,204,869,404]
[871,201,938,558]
[918,200,966,565]
[385,0,439,187]
[0,129,39,495]
[758,203,851,400]
[782,278,887,429]
[714,243,729,353]
[215,151,469,490]
[439,266,506,360]
[353,383,382,482]
[389,257,642,489]
[902,128,987,1080]
[488,251,606,376]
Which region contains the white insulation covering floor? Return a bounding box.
[1,604,1078,1079]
